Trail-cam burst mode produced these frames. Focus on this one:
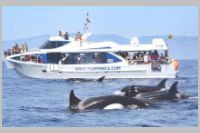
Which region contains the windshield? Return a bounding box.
[40,41,70,49]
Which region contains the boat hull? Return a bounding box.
[7,59,177,79]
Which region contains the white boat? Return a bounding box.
[4,14,179,79]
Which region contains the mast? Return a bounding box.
[82,12,92,41]
[84,12,91,33]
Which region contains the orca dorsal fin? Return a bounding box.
[158,79,167,89]
[97,76,105,82]
[69,90,81,107]
[168,81,178,95]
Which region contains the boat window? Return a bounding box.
[47,53,62,63]
[11,56,21,61]
[105,53,122,63]
[61,52,122,64]
[39,54,48,63]
[40,41,70,49]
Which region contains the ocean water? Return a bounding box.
[2,60,198,127]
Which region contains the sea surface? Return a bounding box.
[2,60,198,127]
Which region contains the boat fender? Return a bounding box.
[171,59,179,70]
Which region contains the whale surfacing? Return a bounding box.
[120,79,167,97]
[137,81,189,100]
[69,90,149,111]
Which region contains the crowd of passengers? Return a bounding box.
[4,31,82,58]
[58,31,69,40]
[15,51,167,71]
[116,50,169,64]
[116,50,169,71]
[4,43,29,57]
[58,31,82,42]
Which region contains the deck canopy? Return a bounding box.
[37,37,168,53]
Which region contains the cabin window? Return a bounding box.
[11,56,21,61]
[39,54,48,63]
[40,41,70,49]
[47,53,62,63]
[61,52,122,64]
[105,53,122,63]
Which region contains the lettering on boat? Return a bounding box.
[75,66,121,71]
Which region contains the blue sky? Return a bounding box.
[2,6,198,41]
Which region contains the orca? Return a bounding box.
[97,76,105,82]
[67,76,105,82]
[117,79,167,97]
[69,90,150,111]
[135,82,189,100]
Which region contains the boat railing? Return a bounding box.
[127,59,170,65]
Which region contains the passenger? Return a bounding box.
[124,52,129,58]
[31,55,37,62]
[19,44,23,54]
[64,32,69,40]
[12,45,16,55]
[159,53,165,64]
[23,55,32,61]
[4,51,8,57]
[119,52,123,58]
[15,43,20,54]
[58,31,62,36]
[75,32,82,46]
[151,61,156,71]
[75,54,81,64]
[151,61,161,71]
[143,53,149,64]
[139,53,143,60]
[116,52,121,56]
[7,49,11,56]
[150,50,158,61]
[125,56,131,63]
[8,49,11,56]
[22,44,25,53]
[134,52,142,64]
[38,56,43,63]
[132,54,137,60]
[75,32,82,41]
[96,53,107,63]
[61,57,66,64]
[154,50,159,60]
[155,62,161,71]
[25,43,28,52]
[63,56,69,64]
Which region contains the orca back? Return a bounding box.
[158,79,167,89]
[69,90,81,109]
[168,81,178,95]
[97,76,105,82]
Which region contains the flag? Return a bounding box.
[86,18,91,23]
[168,34,173,39]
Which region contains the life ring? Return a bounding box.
[171,59,179,70]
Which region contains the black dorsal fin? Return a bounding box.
[158,79,167,89]
[97,76,105,82]
[69,90,81,107]
[168,81,178,95]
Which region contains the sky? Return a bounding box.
[2,6,198,41]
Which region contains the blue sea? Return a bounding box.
[2,60,198,127]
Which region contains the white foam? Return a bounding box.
[188,96,198,99]
[113,91,125,96]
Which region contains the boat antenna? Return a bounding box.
[84,12,91,33]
